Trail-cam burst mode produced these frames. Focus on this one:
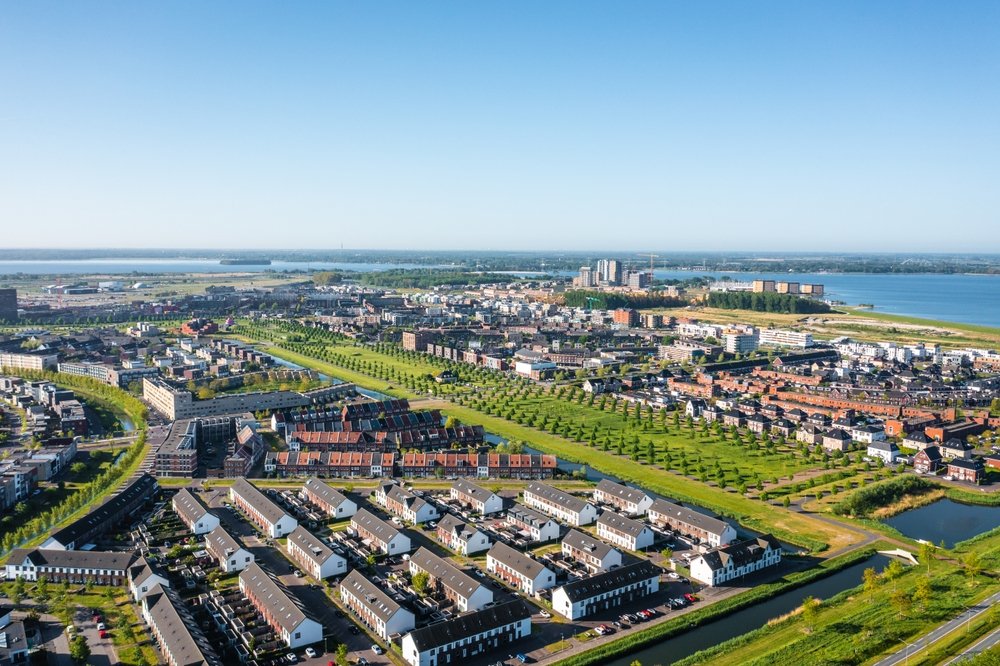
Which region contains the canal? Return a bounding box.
[606,554,891,666]
[884,498,1000,548]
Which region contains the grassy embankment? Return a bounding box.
[675,529,1000,666]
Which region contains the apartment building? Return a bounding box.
[408,547,493,612]
[286,525,347,579]
[0,352,58,372]
[647,499,737,548]
[239,563,323,649]
[561,529,622,573]
[264,451,395,478]
[229,478,298,538]
[758,329,813,348]
[486,542,555,595]
[340,569,416,640]
[522,482,598,526]
[42,473,159,550]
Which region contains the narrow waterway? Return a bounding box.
[884,498,1000,548]
[606,554,891,666]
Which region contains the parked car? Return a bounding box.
[285,653,298,663]
[371,645,384,655]
[305,647,317,658]
[684,593,698,603]
[96,622,106,631]
[538,610,551,619]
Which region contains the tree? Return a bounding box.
[69,461,88,476]
[862,567,880,594]
[890,589,912,618]
[444,415,459,429]
[801,596,820,631]
[660,548,673,563]
[964,551,983,585]
[412,571,430,595]
[69,635,91,664]
[10,576,24,605]
[336,643,349,666]
[919,541,934,575]
[913,576,932,609]
[884,559,905,582]
[35,575,50,602]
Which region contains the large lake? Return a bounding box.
[1,259,998,327]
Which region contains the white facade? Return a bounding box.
[689,537,782,587]
[596,514,655,551]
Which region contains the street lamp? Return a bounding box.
[903,639,917,666]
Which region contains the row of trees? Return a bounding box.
[563,290,687,309]
[706,291,831,313]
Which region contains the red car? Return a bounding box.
[684,593,698,603]
[99,630,108,639]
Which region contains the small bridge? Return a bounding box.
[878,549,919,566]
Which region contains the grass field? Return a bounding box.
[678,532,1000,666]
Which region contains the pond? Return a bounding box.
[883,498,1000,548]
[606,554,891,666]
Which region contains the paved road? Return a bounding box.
[943,623,1000,665]
[876,590,1000,666]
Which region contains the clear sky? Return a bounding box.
[2,2,999,252]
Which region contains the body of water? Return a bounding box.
[883,498,1000,548]
[0,258,447,275]
[607,554,891,666]
[653,269,1000,328]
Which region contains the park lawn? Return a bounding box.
[497,391,814,481]
[434,401,857,554]
[680,540,1000,666]
[262,345,420,399]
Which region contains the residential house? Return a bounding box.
[127,557,169,602]
[867,441,900,465]
[522,482,598,526]
[229,478,298,538]
[821,429,852,453]
[340,569,415,640]
[172,488,220,535]
[486,542,555,595]
[301,478,358,519]
[689,535,782,587]
[948,458,985,484]
[375,481,440,525]
[450,479,503,515]
[351,509,412,555]
[205,526,255,573]
[287,525,347,579]
[647,499,736,547]
[140,584,224,666]
[592,479,653,516]
[505,505,561,543]
[914,446,943,474]
[239,563,323,649]
[561,529,622,573]
[596,512,655,552]
[408,547,493,612]
[4,548,135,585]
[436,514,490,556]
[401,599,532,666]
[550,561,661,620]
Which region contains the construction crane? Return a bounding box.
[638,253,659,276]
[584,296,601,311]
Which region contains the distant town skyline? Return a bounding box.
[2,2,999,251]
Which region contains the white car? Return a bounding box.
[371,645,384,655]
[304,647,317,658]
[538,610,551,619]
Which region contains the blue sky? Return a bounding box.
[2,2,998,251]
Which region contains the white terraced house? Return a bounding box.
[561,529,622,573]
[689,535,782,587]
[522,482,598,526]
[340,569,415,640]
[401,600,532,666]
[376,481,441,524]
[286,525,347,579]
[408,547,493,612]
[436,514,491,555]
[204,526,255,573]
[592,479,654,516]
[551,561,661,620]
[351,509,412,555]
[449,479,504,515]
[229,478,297,538]
[301,477,358,519]
[172,488,220,535]
[647,498,737,548]
[486,542,555,595]
[596,511,655,551]
[505,505,561,543]
[239,563,323,649]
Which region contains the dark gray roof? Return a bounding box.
[525,482,593,514]
[341,569,404,622]
[409,547,486,601]
[508,504,558,529]
[352,508,404,545]
[49,473,158,547]
[239,562,317,633]
[8,548,136,572]
[143,583,223,666]
[597,511,650,539]
[172,488,211,527]
[595,479,650,505]
[451,479,498,504]
[303,477,350,508]
[487,542,550,580]
[556,561,661,602]
[436,514,480,543]
[405,599,531,651]
[287,525,337,565]
[562,529,618,560]
[231,478,290,526]
[649,499,732,537]
[205,526,246,561]
[697,535,780,572]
